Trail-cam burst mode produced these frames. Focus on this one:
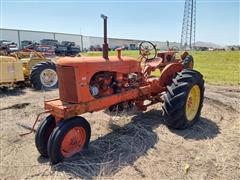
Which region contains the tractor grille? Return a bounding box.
[57,65,78,103]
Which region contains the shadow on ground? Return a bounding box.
[52,110,162,178]
[0,87,26,98]
[0,102,30,111]
[49,110,219,178]
[171,117,220,140]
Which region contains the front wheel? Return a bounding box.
[162,69,204,129]
[35,115,56,157]
[47,117,91,164]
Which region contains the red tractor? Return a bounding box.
[34,15,204,164]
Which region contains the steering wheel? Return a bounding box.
[139,41,157,61]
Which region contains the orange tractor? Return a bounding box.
[33,15,204,164]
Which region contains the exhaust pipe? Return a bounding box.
[101,14,109,60]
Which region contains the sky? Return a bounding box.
[0,0,239,45]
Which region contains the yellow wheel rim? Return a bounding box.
[185,85,201,121]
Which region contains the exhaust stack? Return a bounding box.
[101,14,109,60]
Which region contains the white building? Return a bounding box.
[0,28,180,50]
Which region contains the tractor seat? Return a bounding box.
[144,57,163,79]
[145,57,163,68]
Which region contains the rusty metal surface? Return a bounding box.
[56,56,141,103]
[45,87,150,119]
[159,63,183,86]
[45,51,186,120]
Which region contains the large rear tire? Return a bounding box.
[35,115,56,157]
[30,61,58,90]
[183,55,194,69]
[162,69,204,129]
[47,117,91,164]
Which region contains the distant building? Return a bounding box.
[0,28,180,51]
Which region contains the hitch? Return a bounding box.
[19,110,52,136]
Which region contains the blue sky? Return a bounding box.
[0,0,239,45]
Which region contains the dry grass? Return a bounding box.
[0,85,240,179]
[54,110,160,178]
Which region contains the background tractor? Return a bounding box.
[33,15,204,164]
[0,51,58,90]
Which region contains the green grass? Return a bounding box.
[191,51,240,85]
[82,50,240,85]
[81,50,139,58]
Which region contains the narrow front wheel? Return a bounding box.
[47,117,91,164]
[35,115,56,157]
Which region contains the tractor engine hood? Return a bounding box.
[56,56,141,103]
[56,56,140,74]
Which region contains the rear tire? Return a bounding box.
[162,69,204,129]
[47,117,91,164]
[30,61,58,90]
[35,115,56,157]
[183,55,194,69]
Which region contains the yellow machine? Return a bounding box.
[0,52,58,90]
[0,55,24,85]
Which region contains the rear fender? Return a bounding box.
[27,59,47,70]
[159,63,183,87]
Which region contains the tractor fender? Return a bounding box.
[28,59,47,70]
[159,63,183,87]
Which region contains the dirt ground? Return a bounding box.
[0,84,239,179]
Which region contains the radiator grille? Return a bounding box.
[57,65,78,103]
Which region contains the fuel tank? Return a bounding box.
[56,56,141,103]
